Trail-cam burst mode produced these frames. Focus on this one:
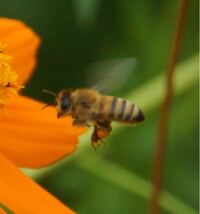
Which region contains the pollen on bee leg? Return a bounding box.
[91,128,109,150]
[0,43,23,107]
[97,130,110,139]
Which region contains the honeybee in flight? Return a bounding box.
[43,58,145,149]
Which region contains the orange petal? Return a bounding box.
[0,153,75,214]
[0,95,86,168]
[0,18,40,84]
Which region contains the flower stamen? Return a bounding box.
[0,43,23,106]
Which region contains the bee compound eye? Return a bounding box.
[61,96,70,110]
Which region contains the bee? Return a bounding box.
[43,88,144,149]
[43,58,145,149]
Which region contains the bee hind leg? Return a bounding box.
[91,121,112,149]
[91,125,99,150]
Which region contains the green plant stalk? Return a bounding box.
[151,0,189,212]
[75,153,198,214]
[23,54,198,214]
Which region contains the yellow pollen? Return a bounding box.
[0,43,22,106]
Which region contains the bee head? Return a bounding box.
[56,89,73,118]
[42,89,73,119]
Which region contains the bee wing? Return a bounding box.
[87,58,137,94]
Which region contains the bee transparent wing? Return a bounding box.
[87,58,137,94]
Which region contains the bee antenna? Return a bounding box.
[41,101,56,110]
[42,89,56,97]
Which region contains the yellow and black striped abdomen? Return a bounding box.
[98,96,145,124]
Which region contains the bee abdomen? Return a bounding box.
[109,97,144,123]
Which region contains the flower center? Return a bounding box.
[0,43,22,106]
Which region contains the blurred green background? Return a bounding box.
[0,0,198,213]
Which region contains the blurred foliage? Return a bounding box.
[0,0,198,213]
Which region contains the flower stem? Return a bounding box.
[150,0,189,213]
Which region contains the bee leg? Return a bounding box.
[90,120,112,149]
[92,142,97,151]
[96,120,112,131]
[96,120,112,139]
[91,125,99,150]
[72,119,87,127]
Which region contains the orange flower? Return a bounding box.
[0,18,85,213]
